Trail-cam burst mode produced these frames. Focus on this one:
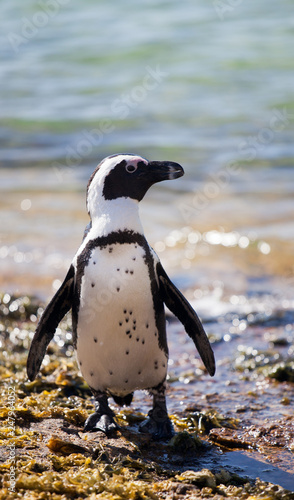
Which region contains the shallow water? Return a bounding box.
[1,1,294,298]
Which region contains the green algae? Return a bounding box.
[267,362,294,383]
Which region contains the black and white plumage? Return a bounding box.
[27,154,215,440]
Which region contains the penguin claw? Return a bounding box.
[139,414,174,441]
[84,412,119,435]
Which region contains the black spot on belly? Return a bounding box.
[125,318,129,323]
[117,268,120,271]
[154,360,158,370]
[138,370,141,375]
[125,379,128,383]
[133,319,136,324]
[136,337,139,342]
[124,309,127,314]
[132,257,136,261]
[142,339,145,345]
[79,361,82,366]
[154,331,157,337]
[146,323,149,329]
[94,337,97,343]
[133,325,136,331]
[117,287,120,292]
[162,362,166,368]
[126,350,129,355]
[125,269,129,274]
[126,330,130,335]
[129,310,133,315]
[90,371,94,376]
[119,322,123,326]
[109,370,113,375]
[93,261,96,265]
[109,247,113,253]
[130,270,134,275]
[91,283,95,288]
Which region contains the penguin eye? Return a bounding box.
[125,163,137,173]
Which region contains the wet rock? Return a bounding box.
[175,469,217,489]
[209,428,252,449]
[210,417,294,453]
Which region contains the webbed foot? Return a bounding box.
[84,412,118,435]
[139,409,174,440]
[84,390,119,436]
[139,382,174,440]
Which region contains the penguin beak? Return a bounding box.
[148,161,184,182]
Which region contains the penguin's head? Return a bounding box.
[87,153,184,215]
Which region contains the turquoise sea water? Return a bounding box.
[0,0,293,298]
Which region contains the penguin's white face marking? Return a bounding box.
[87,154,147,216]
[88,154,147,196]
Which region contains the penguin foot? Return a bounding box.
[139,409,174,441]
[84,391,119,436]
[84,412,118,435]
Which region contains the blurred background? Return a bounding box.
[1,3,294,482]
[1,0,293,311]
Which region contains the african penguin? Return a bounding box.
[27,153,215,440]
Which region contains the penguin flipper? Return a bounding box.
[27,264,75,381]
[156,262,215,377]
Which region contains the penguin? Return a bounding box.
[27,153,215,440]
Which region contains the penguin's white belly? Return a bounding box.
[76,242,167,396]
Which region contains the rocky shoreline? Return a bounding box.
[0,293,293,499]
